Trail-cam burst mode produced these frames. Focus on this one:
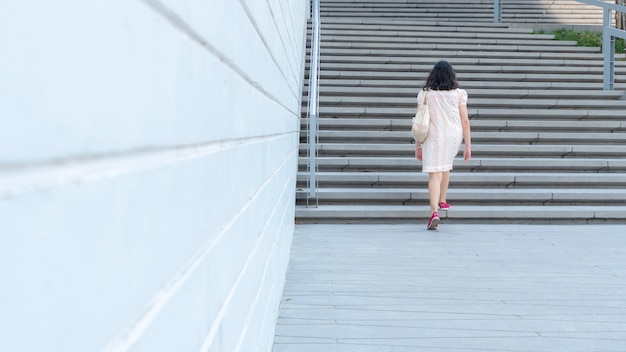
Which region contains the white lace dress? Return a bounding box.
[418,88,468,173]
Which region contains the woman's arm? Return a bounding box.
[459,103,471,162]
[415,142,422,161]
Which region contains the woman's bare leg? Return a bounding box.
[440,171,450,204]
[428,172,443,213]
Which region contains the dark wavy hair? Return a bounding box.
[423,60,459,91]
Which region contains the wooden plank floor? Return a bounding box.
[273,224,626,352]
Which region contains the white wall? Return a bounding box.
[0,0,307,351]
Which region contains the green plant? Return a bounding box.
[617,37,626,53]
[538,29,625,53]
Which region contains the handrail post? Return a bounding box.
[307,0,320,205]
[494,0,502,23]
[602,7,615,90]
[573,0,626,90]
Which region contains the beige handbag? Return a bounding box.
[411,91,430,142]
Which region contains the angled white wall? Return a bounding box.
[0,0,307,351]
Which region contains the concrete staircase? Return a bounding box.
[297,1,626,223]
[320,0,613,26]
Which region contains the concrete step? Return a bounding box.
[321,3,494,9]
[294,205,626,223]
[319,12,494,20]
[323,0,606,10]
[313,96,626,109]
[309,48,625,61]
[295,171,626,188]
[306,79,626,91]
[319,14,604,25]
[300,143,626,158]
[311,22,535,34]
[306,56,626,69]
[321,4,601,12]
[317,14,608,27]
[318,34,577,47]
[309,56,623,68]
[321,7,601,15]
[297,157,626,173]
[308,130,626,145]
[313,107,626,119]
[295,188,626,205]
[302,118,626,133]
[312,28,552,40]
[317,31,576,43]
[319,6,601,13]
[318,11,603,22]
[504,17,604,25]
[313,71,625,83]
[304,86,625,100]
[316,17,597,30]
[307,63,626,76]
[317,41,602,53]
[319,17,515,26]
[307,53,626,68]
[324,0,596,5]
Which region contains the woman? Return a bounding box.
[415,60,471,230]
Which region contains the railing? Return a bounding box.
[494,0,502,23]
[306,0,321,206]
[493,0,626,90]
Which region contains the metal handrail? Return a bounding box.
[494,0,626,90]
[494,0,502,23]
[575,0,626,90]
[306,0,320,206]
